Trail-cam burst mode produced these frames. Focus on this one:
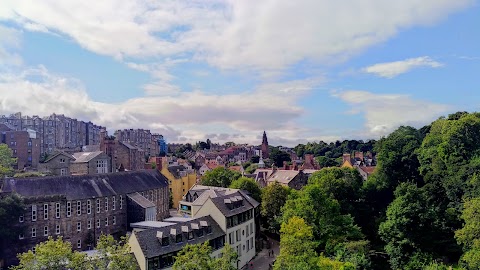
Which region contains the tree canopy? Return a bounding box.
[200,167,241,187]
[229,177,262,203]
[173,242,237,270]
[0,143,16,178]
[261,182,290,233]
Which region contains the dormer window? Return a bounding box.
[157,231,169,246]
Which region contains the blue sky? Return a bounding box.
[0,0,479,146]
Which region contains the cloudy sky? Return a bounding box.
[0,1,479,146]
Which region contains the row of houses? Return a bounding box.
[1,170,261,270]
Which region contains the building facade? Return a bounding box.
[0,124,41,170]
[38,151,75,176]
[179,185,259,269]
[0,170,170,267]
[160,159,197,209]
[114,129,159,159]
[0,113,105,155]
[70,151,111,175]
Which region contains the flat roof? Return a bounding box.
[164,217,194,223]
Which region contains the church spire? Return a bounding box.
[261,131,269,159]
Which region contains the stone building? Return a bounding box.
[100,132,145,172]
[129,215,225,270]
[38,151,75,176]
[70,151,111,175]
[114,129,160,159]
[159,159,197,209]
[0,124,41,170]
[179,185,259,269]
[261,131,269,159]
[0,112,105,155]
[0,170,170,267]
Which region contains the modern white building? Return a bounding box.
[179,185,260,269]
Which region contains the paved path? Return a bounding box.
[244,237,280,270]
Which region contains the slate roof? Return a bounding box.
[133,215,224,258]
[1,170,168,200]
[127,192,156,208]
[210,191,256,217]
[120,141,137,150]
[43,151,75,163]
[167,165,187,179]
[72,151,105,163]
[267,170,300,184]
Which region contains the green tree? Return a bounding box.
[274,217,318,270]
[94,234,138,270]
[250,155,260,163]
[455,198,480,269]
[317,256,355,270]
[229,177,262,203]
[210,244,238,270]
[200,167,241,187]
[0,144,16,177]
[308,167,363,215]
[244,164,258,174]
[0,193,25,260]
[12,236,89,270]
[281,184,363,254]
[334,240,371,269]
[316,156,341,168]
[261,182,290,233]
[379,183,448,270]
[173,242,237,270]
[270,148,291,167]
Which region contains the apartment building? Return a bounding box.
[0,170,170,267]
[179,185,259,269]
[0,124,41,170]
[114,129,159,159]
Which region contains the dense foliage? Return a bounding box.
[200,167,241,187]
[229,177,262,203]
[173,242,237,270]
[12,235,137,270]
[273,112,480,270]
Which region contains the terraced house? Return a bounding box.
[0,170,169,267]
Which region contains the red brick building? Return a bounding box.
[0,124,40,170]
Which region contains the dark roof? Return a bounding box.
[43,151,75,163]
[167,165,187,179]
[210,191,255,217]
[120,141,137,150]
[1,170,168,200]
[127,192,155,208]
[134,215,224,258]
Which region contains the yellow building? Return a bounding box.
[160,160,197,209]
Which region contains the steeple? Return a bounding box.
[261,131,269,159]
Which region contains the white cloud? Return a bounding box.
[333,90,450,136]
[0,25,23,67]
[0,0,473,72]
[0,66,316,144]
[363,56,444,78]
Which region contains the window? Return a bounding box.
[19,214,24,223]
[112,196,116,210]
[250,223,253,236]
[246,225,249,237]
[56,225,60,235]
[87,220,92,230]
[97,219,100,228]
[96,199,100,213]
[229,232,234,244]
[77,222,81,232]
[250,237,254,249]
[19,233,24,240]
[105,197,108,212]
[237,244,242,257]
[246,239,250,252]
[32,205,37,221]
[120,195,123,209]
[59,158,65,163]
[55,203,60,218]
[77,240,81,249]
[105,217,109,227]
[188,231,194,240]
[44,226,48,236]
[87,200,91,215]
[77,201,81,215]
[113,216,116,225]
[66,201,71,217]
[96,159,108,174]
[60,168,67,176]
[31,228,36,238]
[236,229,241,242]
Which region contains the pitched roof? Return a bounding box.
[358,166,376,175]
[228,166,243,172]
[72,151,105,163]
[210,191,257,217]
[167,165,187,179]
[120,141,137,150]
[133,215,224,258]
[43,151,75,163]
[1,170,168,200]
[267,170,300,184]
[127,192,156,208]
